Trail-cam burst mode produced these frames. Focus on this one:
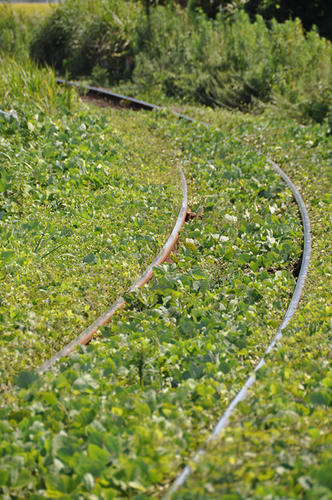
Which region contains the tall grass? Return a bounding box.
[0,54,77,115]
[0,4,50,57]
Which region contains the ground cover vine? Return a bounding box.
[0,101,304,497]
[0,56,181,387]
[172,105,332,499]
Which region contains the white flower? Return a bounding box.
[219,235,229,242]
[0,109,18,120]
[9,110,18,120]
[224,214,238,224]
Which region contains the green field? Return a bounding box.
[0,1,331,498]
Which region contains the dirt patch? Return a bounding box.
[81,94,125,110]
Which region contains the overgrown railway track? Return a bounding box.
[56,80,312,496]
[2,81,311,497]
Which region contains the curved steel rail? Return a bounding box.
[164,159,311,499]
[50,81,311,496]
[39,165,187,373]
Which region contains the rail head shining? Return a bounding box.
[163,160,311,500]
[39,167,187,374]
[44,82,311,498]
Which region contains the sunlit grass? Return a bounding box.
[0,3,53,57]
[3,3,53,17]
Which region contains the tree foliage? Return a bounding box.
[166,0,332,39]
[245,0,332,40]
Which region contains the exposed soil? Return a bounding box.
[80,94,125,110]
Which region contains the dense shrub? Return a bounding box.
[26,0,332,124]
[30,4,81,72]
[133,8,332,123]
[30,0,139,83]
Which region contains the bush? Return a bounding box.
[28,1,332,124]
[30,0,139,83]
[73,14,130,82]
[30,4,81,72]
[133,7,332,123]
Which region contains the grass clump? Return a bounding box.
[0,54,75,112]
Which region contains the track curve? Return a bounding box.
[50,80,311,496]
[164,159,311,499]
[39,167,187,373]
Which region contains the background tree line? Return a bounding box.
[145,0,331,39]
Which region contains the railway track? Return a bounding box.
[165,158,311,498]
[39,160,188,373]
[3,81,311,497]
[55,80,312,496]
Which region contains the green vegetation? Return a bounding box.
[1,95,307,496]
[173,105,332,499]
[0,55,181,387]
[2,0,330,125]
[30,0,139,82]
[0,2,331,498]
[133,8,332,126]
[0,3,51,57]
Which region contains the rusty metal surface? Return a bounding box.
[39,166,187,373]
